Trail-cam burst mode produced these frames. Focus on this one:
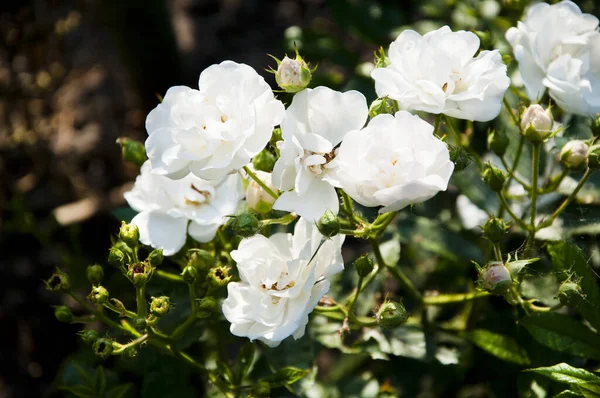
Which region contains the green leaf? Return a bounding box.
[106,384,133,398]
[71,363,94,386]
[521,313,600,360]
[547,242,600,331]
[554,390,584,397]
[93,366,106,396]
[576,382,600,397]
[465,329,530,365]
[235,342,255,385]
[111,207,137,223]
[526,363,600,385]
[61,385,96,398]
[261,366,310,388]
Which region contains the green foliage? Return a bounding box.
[465,329,530,365]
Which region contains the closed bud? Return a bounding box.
[478,262,512,294]
[150,296,170,316]
[245,169,277,213]
[252,149,276,173]
[123,346,138,360]
[368,97,394,118]
[116,137,146,167]
[482,163,506,192]
[196,297,218,318]
[188,249,214,270]
[207,266,231,287]
[353,254,374,278]
[45,269,70,293]
[252,381,271,397]
[487,129,510,157]
[78,330,99,344]
[133,316,147,330]
[588,144,600,169]
[119,222,139,248]
[274,54,312,93]
[54,305,73,323]
[270,127,283,148]
[521,104,553,142]
[229,212,261,238]
[181,265,199,284]
[127,262,153,287]
[560,140,589,169]
[376,301,408,329]
[147,249,164,267]
[93,338,115,359]
[374,46,389,68]
[86,264,104,286]
[449,145,472,171]
[108,247,126,268]
[556,280,584,307]
[317,209,340,238]
[483,217,508,243]
[88,286,109,305]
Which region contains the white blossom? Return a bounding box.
[222,218,345,347]
[244,166,277,212]
[124,161,243,256]
[371,26,510,122]
[336,111,454,213]
[271,87,368,221]
[506,1,600,116]
[145,61,285,181]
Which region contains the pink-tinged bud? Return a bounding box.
[560,140,589,169]
[478,262,512,294]
[521,104,553,142]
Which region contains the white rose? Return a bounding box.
[271,86,368,221]
[124,161,243,255]
[371,26,510,122]
[244,166,277,212]
[222,218,345,347]
[336,111,454,213]
[506,1,600,116]
[145,61,285,180]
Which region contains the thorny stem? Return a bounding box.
[113,334,149,354]
[243,166,279,199]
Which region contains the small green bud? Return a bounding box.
[521,104,553,142]
[483,217,508,243]
[116,137,147,167]
[374,46,389,68]
[147,249,164,267]
[588,144,600,169]
[368,97,394,118]
[478,262,512,294]
[181,265,199,284]
[274,54,312,93]
[207,266,232,287]
[229,212,261,238]
[93,338,115,359]
[353,254,374,278]
[196,297,218,318]
[487,129,510,157]
[188,249,214,270]
[133,316,147,330]
[78,329,99,344]
[119,221,139,248]
[560,140,589,169]
[449,145,472,172]
[108,247,126,268]
[45,269,70,293]
[252,381,271,397]
[376,301,408,329]
[123,346,138,360]
[150,296,170,316]
[86,264,104,286]
[252,148,276,172]
[556,280,584,307]
[270,127,283,148]
[54,305,73,323]
[127,262,153,287]
[88,286,109,305]
[317,209,340,238]
[482,163,507,192]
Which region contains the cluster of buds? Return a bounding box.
[269,47,314,93]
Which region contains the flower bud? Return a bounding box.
[116,137,146,167]
[556,280,584,307]
[93,338,115,359]
[196,297,218,318]
[88,286,109,305]
[483,217,508,243]
[487,129,510,157]
[482,163,507,192]
[119,222,139,248]
[374,46,390,68]
[45,269,70,293]
[274,55,312,93]
[86,264,104,286]
[108,247,126,268]
[252,381,271,397]
[560,140,589,169]
[133,316,147,330]
[317,209,340,238]
[587,144,600,169]
[449,145,472,172]
[188,249,214,270]
[228,212,261,238]
[127,262,153,287]
[181,265,198,284]
[147,249,164,267]
[520,104,553,142]
[245,169,277,213]
[353,254,374,278]
[207,266,231,287]
[478,262,512,294]
[150,296,170,316]
[376,301,408,330]
[54,305,73,323]
[252,148,276,173]
[78,329,99,344]
[270,127,283,148]
[368,97,394,118]
[123,346,138,360]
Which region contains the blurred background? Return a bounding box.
[2,0,600,397]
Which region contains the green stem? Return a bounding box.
[500,156,531,191]
[259,212,298,227]
[423,291,490,305]
[493,243,503,262]
[68,291,139,337]
[433,115,442,138]
[526,143,541,252]
[371,238,422,302]
[243,166,278,199]
[340,190,361,226]
[154,269,185,283]
[503,96,519,125]
[104,302,137,318]
[348,277,363,314]
[113,334,149,354]
[497,192,530,231]
[505,135,525,189]
[442,115,463,145]
[541,168,569,194]
[136,285,147,318]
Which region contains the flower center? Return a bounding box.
[303,149,336,176]
[442,70,464,95]
[184,183,213,207]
